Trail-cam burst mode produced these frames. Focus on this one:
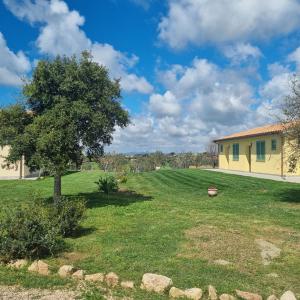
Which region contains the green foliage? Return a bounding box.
[95,175,119,194]
[0,52,130,200]
[116,171,128,183]
[0,203,63,262]
[51,197,86,237]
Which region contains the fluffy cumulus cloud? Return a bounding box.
[158,0,300,49]
[3,0,153,94]
[110,57,274,153]
[256,63,292,123]
[149,91,181,117]
[287,46,300,71]
[0,32,31,86]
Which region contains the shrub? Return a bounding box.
[95,175,118,194]
[51,197,86,237]
[116,171,128,184]
[0,203,63,262]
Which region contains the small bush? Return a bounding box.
[95,175,119,194]
[51,197,86,237]
[116,171,128,184]
[0,203,63,262]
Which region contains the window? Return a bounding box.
[271,139,277,151]
[233,143,239,161]
[256,141,265,161]
[219,144,223,153]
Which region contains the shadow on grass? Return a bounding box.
[276,188,300,203]
[43,188,152,209]
[68,226,97,239]
[78,189,153,209]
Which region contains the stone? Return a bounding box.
[121,281,134,289]
[184,288,202,300]
[220,294,236,300]
[267,273,279,278]
[85,273,105,282]
[236,290,262,300]
[8,259,28,269]
[214,259,231,265]
[140,273,173,294]
[280,291,297,300]
[267,295,279,300]
[255,239,281,265]
[169,287,185,298]
[208,285,218,300]
[28,260,50,275]
[105,272,119,287]
[72,269,85,279]
[58,265,75,278]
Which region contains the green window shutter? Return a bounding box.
[271,139,277,151]
[218,144,223,153]
[233,143,239,161]
[256,141,265,161]
[261,141,265,160]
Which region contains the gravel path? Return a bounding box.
[0,285,79,300]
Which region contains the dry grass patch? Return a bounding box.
[178,223,300,272]
[179,225,260,271]
[56,252,89,266]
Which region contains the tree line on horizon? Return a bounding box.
[81,149,218,173]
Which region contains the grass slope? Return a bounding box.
[0,169,299,299]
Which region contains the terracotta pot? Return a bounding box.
[208,187,218,197]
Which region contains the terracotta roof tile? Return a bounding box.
[214,123,285,142]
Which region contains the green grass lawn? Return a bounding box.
[0,169,299,299]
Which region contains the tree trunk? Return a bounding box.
[54,174,62,203]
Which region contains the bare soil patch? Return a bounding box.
[0,285,79,300]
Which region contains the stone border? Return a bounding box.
[5,259,298,300]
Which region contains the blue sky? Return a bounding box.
[1,0,300,152]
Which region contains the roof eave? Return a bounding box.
[214,131,283,143]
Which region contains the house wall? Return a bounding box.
[0,146,22,178]
[0,146,38,179]
[217,134,292,176]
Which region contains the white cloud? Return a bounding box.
[149,91,181,117]
[111,55,292,153]
[4,0,153,94]
[158,0,300,49]
[0,32,31,86]
[288,47,300,64]
[223,43,262,65]
[110,57,264,153]
[254,64,292,124]
[158,58,254,126]
[91,43,153,93]
[259,69,291,106]
[287,46,300,71]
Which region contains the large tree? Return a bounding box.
[282,75,300,172]
[0,52,129,202]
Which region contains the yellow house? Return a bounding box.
[0,146,38,179]
[214,123,300,176]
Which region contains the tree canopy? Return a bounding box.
[0,52,130,201]
[282,75,300,171]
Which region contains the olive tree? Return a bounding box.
[0,52,129,202]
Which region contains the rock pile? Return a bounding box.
[4,260,298,300]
